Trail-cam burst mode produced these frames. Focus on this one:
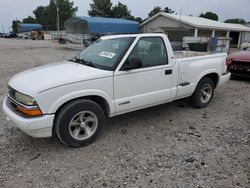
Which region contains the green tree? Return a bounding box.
[224,18,246,24]
[33,6,47,27]
[111,2,131,18]
[88,0,142,23]
[33,1,56,30]
[22,16,37,23]
[33,0,77,30]
[88,0,113,17]
[11,20,21,33]
[148,6,174,18]
[163,7,175,14]
[58,0,78,29]
[148,6,162,17]
[199,11,218,21]
[125,15,143,23]
[131,17,143,24]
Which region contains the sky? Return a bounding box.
[0,0,250,33]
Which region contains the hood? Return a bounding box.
[228,51,250,62]
[9,61,112,96]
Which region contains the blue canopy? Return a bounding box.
[65,16,139,34]
[18,23,42,32]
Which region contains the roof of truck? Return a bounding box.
[100,33,167,40]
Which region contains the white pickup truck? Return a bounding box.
[3,33,230,147]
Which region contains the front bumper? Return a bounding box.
[2,97,54,138]
[218,71,231,86]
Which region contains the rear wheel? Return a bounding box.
[191,77,214,108]
[55,99,105,147]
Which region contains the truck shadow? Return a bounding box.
[105,98,190,131]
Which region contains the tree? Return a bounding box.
[111,2,131,18]
[148,6,162,17]
[131,17,143,24]
[225,18,246,24]
[88,1,143,23]
[199,12,218,21]
[22,16,36,23]
[163,7,174,14]
[148,6,175,18]
[34,1,56,30]
[47,0,57,30]
[33,0,78,30]
[124,15,143,23]
[33,6,47,27]
[11,20,21,33]
[58,0,78,29]
[88,0,113,17]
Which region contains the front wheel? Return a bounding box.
[191,77,214,108]
[55,99,105,147]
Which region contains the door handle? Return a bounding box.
[165,69,172,75]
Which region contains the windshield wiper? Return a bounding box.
[73,57,97,68]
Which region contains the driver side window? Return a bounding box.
[127,37,168,69]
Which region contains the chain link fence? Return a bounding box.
[43,31,91,47]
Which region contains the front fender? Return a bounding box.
[47,89,115,116]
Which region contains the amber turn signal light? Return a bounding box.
[16,106,42,116]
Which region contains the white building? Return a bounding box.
[140,13,250,49]
[243,23,250,43]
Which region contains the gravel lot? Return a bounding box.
[0,38,249,188]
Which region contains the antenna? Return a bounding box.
[56,0,60,38]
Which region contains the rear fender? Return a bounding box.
[195,69,219,86]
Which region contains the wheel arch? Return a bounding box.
[196,71,220,89]
[202,73,219,88]
[55,95,111,117]
[48,90,115,116]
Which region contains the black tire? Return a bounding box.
[55,99,105,147]
[191,77,214,108]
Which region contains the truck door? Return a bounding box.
[114,37,173,115]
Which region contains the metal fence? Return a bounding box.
[43,31,90,46]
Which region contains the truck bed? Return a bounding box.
[174,51,209,59]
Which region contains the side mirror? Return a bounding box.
[121,57,143,71]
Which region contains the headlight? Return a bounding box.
[7,87,42,116]
[15,91,37,106]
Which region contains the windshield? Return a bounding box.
[74,37,135,71]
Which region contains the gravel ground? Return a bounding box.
[0,38,249,188]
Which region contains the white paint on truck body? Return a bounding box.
[2,33,231,138]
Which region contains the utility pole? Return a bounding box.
[56,0,60,38]
[179,7,182,28]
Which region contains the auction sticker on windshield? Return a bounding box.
[99,51,116,59]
